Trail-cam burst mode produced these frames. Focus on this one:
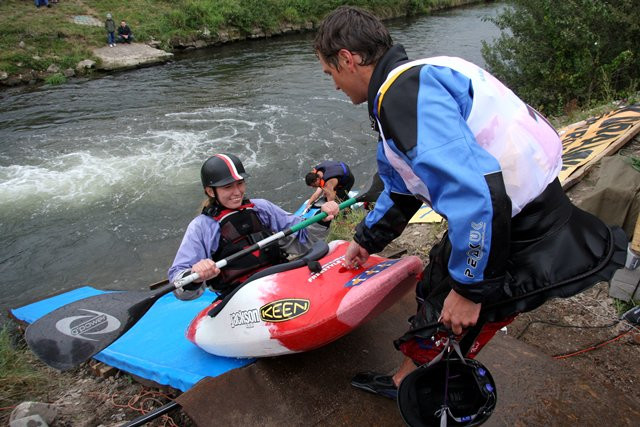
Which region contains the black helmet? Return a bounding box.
[200,154,249,187]
[398,340,496,426]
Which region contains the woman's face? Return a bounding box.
[212,180,246,209]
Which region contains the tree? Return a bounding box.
[482,0,639,115]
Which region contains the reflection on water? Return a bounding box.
[0,3,504,312]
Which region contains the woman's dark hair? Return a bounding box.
[313,6,393,69]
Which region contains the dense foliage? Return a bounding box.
[481,0,640,115]
[158,0,463,35]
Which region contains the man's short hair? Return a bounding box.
[305,172,320,186]
[313,6,392,70]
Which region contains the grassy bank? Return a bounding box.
[0,324,71,422]
[0,0,484,85]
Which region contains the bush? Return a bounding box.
[481,0,640,115]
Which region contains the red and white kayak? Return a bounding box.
[186,240,423,358]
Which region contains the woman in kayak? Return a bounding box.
[169,153,332,300]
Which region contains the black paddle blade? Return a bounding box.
[357,172,384,203]
[25,286,171,371]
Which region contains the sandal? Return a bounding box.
[351,371,398,399]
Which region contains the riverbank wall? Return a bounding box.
[0,0,489,88]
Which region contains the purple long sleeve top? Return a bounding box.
[168,199,309,283]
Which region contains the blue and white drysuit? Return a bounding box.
[356,45,626,319]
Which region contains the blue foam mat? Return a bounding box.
[11,286,254,391]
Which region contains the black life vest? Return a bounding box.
[205,201,286,293]
[314,161,350,188]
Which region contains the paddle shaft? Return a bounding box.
[173,196,361,288]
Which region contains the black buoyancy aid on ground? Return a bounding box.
[204,201,287,293]
[394,178,627,348]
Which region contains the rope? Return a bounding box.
[515,304,640,360]
[552,329,634,360]
[90,387,180,427]
[516,319,620,339]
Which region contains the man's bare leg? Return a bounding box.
[393,356,417,387]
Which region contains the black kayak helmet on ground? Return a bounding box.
[397,343,496,427]
[200,153,249,188]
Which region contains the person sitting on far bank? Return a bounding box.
[304,160,354,212]
[105,13,116,47]
[169,153,334,301]
[117,20,134,44]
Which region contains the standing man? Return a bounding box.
[304,160,355,212]
[105,13,116,47]
[314,6,626,398]
[117,20,134,44]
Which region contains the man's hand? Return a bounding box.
[320,200,339,221]
[440,289,481,335]
[191,259,220,282]
[344,240,369,269]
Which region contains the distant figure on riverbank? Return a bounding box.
[34,0,50,7]
[117,20,134,44]
[105,13,116,47]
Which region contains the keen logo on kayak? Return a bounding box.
[55,309,121,341]
[230,309,260,328]
[260,299,310,322]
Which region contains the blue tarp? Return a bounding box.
[11,286,254,391]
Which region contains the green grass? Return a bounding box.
[614,298,639,317]
[0,325,67,423]
[45,72,66,85]
[550,92,640,129]
[326,207,370,242]
[0,0,482,77]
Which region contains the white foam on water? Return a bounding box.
[0,104,299,215]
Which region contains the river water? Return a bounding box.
[0,3,504,313]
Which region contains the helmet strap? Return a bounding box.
[426,335,465,367]
[429,336,478,427]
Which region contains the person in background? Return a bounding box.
[169,153,333,301]
[117,20,134,44]
[105,13,116,47]
[34,0,50,8]
[314,6,626,399]
[304,160,354,212]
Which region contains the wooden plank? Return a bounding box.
[561,119,640,190]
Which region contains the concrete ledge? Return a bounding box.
[93,43,173,71]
